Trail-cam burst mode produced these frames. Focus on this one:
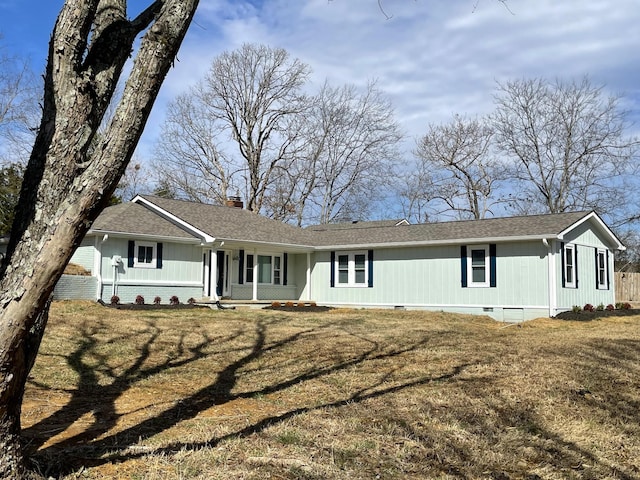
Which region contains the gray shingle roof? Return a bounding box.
[90,202,199,240]
[90,196,607,249]
[137,195,317,247]
[306,219,408,231]
[308,211,592,247]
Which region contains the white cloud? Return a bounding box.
[131,0,640,160]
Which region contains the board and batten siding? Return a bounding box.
[68,237,95,272]
[555,220,616,311]
[99,238,203,302]
[310,241,550,320]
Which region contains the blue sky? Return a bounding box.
[2,0,640,167]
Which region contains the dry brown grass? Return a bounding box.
[22,301,640,479]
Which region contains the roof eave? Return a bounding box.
[132,195,216,244]
[87,229,203,244]
[217,237,314,253]
[313,234,559,250]
[557,211,626,250]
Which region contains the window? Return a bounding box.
[563,244,576,288]
[461,244,496,288]
[128,241,162,269]
[245,253,282,285]
[468,245,489,287]
[596,248,609,290]
[274,256,281,285]
[246,254,254,283]
[137,245,154,265]
[258,255,272,284]
[334,251,370,287]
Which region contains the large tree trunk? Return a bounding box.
[0,1,199,477]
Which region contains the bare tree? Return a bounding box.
[396,161,441,224]
[152,91,239,204]
[0,1,199,476]
[114,157,152,202]
[0,37,39,165]
[302,80,403,224]
[413,114,498,220]
[197,43,310,212]
[492,77,640,220]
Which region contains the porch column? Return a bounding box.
[252,248,258,301]
[306,252,311,301]
[202,249,210,299]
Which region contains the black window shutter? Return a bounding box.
[560,242,566,287]
[239,249,245,284]
[489,244,497,287]
[368,250,374,288]
[156,243,163,269]
[460,245,468,288]
[283,253,288,286]
[606,250,610,290]
[128,240,135,268]
[330,251,336,288]
[595,248,599,289]
[575,245,579,288]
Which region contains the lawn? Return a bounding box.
[22,301,640,479]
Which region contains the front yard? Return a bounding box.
[22,302,640,479]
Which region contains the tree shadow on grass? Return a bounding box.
[24,314,640,479]
[24,313,445,477]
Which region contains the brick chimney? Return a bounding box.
[225,196,244,208]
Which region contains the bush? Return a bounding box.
[110,295,120,305]
[572,305,582,313]
[285,301,294,308]
[135,295,145,305]
[297,302,306,308]
[154,296,161,305]
[271,301,281,308]
[583,304,594,312]
[309,302,317,307]
[606,304,615,311]
[170,295,180,305]
[187,297,196,305]
[622,302,632,310]
[596,303,605,311]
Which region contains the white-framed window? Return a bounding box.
[564,244,576,288]
[335,251,368,287]
[134,242,156,268]
[467,244,489,287]
[596,248,608,290]
[245,253,283,285]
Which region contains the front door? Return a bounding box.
[216,250,225,297]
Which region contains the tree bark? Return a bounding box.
[0,0,199,476]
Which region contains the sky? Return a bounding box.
[1,0,640,180]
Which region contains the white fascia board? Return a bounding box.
[217,238,313,253]
[86,229,203,245]
[313,234,557,251]
[132,195,216,244]
[557,211,626,251]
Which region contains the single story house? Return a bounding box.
[63,194,624,321]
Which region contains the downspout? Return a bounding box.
[95,234,108,301]
[543,238,557,317]
[112,261,118,298]
[306,252,312,301]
